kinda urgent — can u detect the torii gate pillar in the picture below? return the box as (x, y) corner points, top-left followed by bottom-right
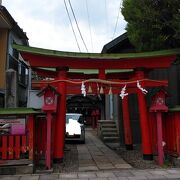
(136, 69), (153, 160)
(122, 96), (133, 150)
(53, 67), (68, 161)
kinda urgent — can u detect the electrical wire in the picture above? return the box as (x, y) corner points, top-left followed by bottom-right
(64, 0), (81, 52)
(85, 0), (93, 52)
(68, 0), (89, 52)
(112, 0), (122, 39)
(104, 0), (109, 38)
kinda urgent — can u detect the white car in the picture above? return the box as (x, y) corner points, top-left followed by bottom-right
(65, 113), (85, 143)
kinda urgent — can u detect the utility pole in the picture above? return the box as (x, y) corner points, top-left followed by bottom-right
(0, 0), (2, 5)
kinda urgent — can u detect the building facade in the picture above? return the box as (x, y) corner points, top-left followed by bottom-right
(0, 5), (29, 107)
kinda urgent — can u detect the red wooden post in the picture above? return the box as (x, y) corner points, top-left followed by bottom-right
(122, 96), (133, 150)
(95, 109), (100, 128)
(54, 67), (68, 160)
(95, 110), (99, 128)
(98, 68), (106, 80)
(8, 136), (14, 159)
(38, 85), (59, 167)
(46, 112), (52, 169)
(136, 70), (153, 160)
(175, 112), (180, 155)
(156, 112), (164, 165)
(2, 136), (7, 160)
(15, 136), (20, 159)
(150, 89), (168, 165)
(91, 110), (96, 129)
(27, 115), (34, 160)
(92, 116), (95, 129)
(137, 88), (153, 160)
(21, 135), (27, 153)
(98, 68), (105, 122)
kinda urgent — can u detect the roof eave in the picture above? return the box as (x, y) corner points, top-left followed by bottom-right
(101, 32), (128, 53)
(0, 5), (28, 41)
(13, 44), (180, 60)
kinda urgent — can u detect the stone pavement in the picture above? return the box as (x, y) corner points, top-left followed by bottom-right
(0, 168), (180, 179)
(1, 128), (180, 179)
(77, 129), (132, 171)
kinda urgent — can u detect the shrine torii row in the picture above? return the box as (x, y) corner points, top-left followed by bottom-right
(13, 44), (179, 162)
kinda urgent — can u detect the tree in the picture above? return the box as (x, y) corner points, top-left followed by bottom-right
(121, 0), (180, 51)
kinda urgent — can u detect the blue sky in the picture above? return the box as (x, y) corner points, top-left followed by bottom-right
(3, 0), (126, 52)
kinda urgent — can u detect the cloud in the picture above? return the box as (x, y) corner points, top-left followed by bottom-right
(3, 0), (126, 52)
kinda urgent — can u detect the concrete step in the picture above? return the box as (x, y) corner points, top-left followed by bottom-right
(101, 128), (118, 132)
(103, 136), (120, 142)
(105, 142), (120, 150)
(102, 132), (119, 137)
(98, 120), (119, 143)
(98, 120), (116, 124)
(101, 124), (116, 128)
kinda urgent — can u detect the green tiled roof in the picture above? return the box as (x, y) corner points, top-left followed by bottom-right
(169, 106), (180, 112)
(37, 68), (133, 74)
(13, 44), (180, 59)
(0, 108), (43, 115)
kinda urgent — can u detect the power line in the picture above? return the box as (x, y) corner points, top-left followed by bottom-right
(104, 0), (109, 38)
(64, 0), (81, 52)
(85, 0), (93, 52)
(112, 0), (122, 39)
(68, 0), (89, 52)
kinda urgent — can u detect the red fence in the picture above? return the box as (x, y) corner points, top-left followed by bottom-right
(34, 116), (55, 162)
(0, 135), (27, 160)
(149, 111), (180, 156)
(34, 117), (47, 161)
(0, 115), (34, 164)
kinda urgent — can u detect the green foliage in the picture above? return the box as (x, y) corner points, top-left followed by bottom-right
(121, 0), (180, 51)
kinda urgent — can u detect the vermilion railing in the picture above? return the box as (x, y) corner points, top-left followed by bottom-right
(0, 135), (27, 160)
(149, 111), (180, 156)
(0, 115), (34, 163)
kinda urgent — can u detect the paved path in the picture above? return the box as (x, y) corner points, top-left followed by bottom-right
(77, 129), (132, 171)
(1, 129), (180, 179)
(0, 168), (180, 179)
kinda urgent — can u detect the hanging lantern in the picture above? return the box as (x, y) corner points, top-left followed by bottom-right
(37, 84), (60, 112)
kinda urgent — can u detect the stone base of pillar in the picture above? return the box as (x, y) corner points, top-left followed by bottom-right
(53, 158), (63, 163)
(143, 154), (153, 161)
(125, 144), (133, 150)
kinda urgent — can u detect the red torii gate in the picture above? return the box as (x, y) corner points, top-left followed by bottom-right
(13, 44), (179, 161)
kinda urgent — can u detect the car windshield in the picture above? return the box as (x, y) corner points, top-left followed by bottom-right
(66, 114), (82, 124)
